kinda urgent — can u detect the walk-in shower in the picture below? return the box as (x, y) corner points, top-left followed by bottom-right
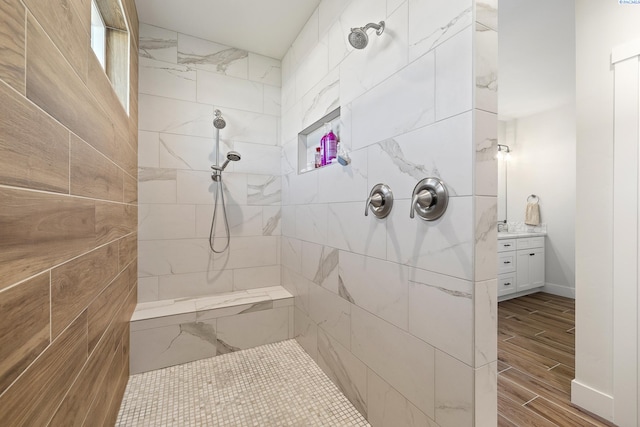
(209, 109), (241, 253)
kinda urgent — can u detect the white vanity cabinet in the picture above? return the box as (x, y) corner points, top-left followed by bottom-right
(497, 235), (545, 299)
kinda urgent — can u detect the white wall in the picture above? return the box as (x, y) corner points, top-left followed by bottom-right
(500, 104), (576, 297)
(280, 0), (498, 425)
(136, 24), (283, 301)
(574, 0), (640, 422)
(498, 0), (575, 120)
(497, 0), (576, 298)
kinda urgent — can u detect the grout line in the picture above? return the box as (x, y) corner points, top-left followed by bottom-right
(499, 392), (540, 417)
(1, 232), (136, 295)
(522, 396), (538, 406)
(0, 183), (137, 206)
(137, 90), (279, 119)
(0, 298), (91, 401)
(534, 330), (547, 336)
(71, 129), (131, 179)
(502, 366), (568, 401)
(0, 269), (50, 296)
(547, 363), (561, 371)
(498, 365), (512, 374)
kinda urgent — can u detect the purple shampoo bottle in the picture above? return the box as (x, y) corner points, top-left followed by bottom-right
(320, 123), (329, 166)
(325, 123), (337, 162)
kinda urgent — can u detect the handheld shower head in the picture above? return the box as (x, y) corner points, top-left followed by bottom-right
(226, 151), (241, 162)
(212, 151), (242, 172)
(213, 109), (226, 129)
(220, 151), (241, 170)
(348, 21), (385, 49)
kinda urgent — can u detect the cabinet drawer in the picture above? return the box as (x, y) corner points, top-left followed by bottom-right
(516, 236), (545, 250)
(498, 239), (516, 252)
(498, 274), (516, 297)
(498, 253), (516, 274)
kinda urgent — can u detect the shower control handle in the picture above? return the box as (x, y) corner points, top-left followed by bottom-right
(409, 190), (434, 219)
(365, 184), (393, 218)
(409, 178), (449, 221)
(364, 193), (383, 216)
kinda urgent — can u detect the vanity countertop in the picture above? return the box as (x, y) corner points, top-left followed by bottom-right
(498, 231), (547, 240)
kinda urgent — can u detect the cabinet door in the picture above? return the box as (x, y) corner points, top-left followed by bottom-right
(528, 248), (545, 288)
(516, 251), (531, 290)
(518, 248), (544, 292)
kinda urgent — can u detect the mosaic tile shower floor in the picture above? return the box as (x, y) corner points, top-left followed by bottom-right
(116, 339), (370, 426)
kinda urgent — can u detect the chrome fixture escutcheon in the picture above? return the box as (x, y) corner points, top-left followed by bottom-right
(409, 178), (448, 221)
(365, 184), (393, 218)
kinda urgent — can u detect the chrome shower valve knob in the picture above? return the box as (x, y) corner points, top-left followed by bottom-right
(409, 178), (448, 221)
(410, 190), (434, 219)
(365, 184), (393, 218)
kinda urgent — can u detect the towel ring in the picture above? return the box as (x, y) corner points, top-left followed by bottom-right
(527, 194), (539, 203)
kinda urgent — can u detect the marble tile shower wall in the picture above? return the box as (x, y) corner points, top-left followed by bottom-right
(473, 1), (499, 426)
(136, 24), (283, 302)
(281, 0), (498, 426)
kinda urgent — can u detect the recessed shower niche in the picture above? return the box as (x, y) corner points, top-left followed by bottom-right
(297, 107), (341, 174)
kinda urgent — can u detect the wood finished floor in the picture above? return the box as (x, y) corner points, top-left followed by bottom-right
(497, 292), (616, 427)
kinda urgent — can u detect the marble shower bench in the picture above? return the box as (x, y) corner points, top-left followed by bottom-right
(130, 286), (294, 374)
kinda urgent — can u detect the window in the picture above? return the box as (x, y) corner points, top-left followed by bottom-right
(90, 0), (106, 69)
(89, 0), (130, 113)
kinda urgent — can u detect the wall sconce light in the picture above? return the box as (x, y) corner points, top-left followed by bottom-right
(497, 144), (511, 161)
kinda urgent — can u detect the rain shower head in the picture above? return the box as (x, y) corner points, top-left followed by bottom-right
(213, 109), (226, 129)
(348, 29), (369, 50)
(348, 21), (385, 49)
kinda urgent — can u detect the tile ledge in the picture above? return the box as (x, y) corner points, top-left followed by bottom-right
(131, 286), (293, 322)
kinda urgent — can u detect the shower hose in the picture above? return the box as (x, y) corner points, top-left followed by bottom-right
(209, 176), (231, 253)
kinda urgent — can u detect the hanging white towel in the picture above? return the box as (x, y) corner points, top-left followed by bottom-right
(525, 202), (540, 226)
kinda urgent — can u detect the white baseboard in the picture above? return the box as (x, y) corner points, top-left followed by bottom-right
(571, 379), (614, 422)
(543, 282), (575, 299)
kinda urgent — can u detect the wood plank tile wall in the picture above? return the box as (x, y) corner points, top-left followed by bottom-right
(0, 0), (139, 425)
